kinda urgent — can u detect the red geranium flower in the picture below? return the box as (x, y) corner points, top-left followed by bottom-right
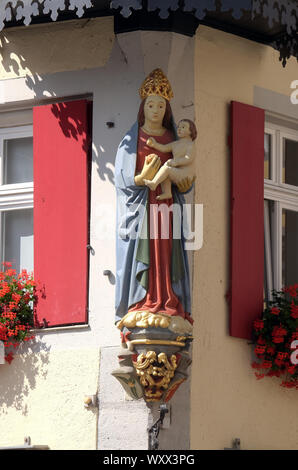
(270, 307), (280, 316)
(271, 326), (287, 343)
(284, 285), (298, 297)
(261, 360), (272, 369)
(253, 320), (264, 331)
(290, 301), (298, 319)
(0, 261), (36, 366)
(5, 352), (14, 364)
(254, 345), (266, 355)
(266, 345), (275, 355)
(257, 336), (266, 345)
(252, 285), (298, 388)
(287, 365), (296, 375)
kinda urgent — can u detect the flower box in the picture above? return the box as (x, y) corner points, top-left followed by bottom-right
(252, 284), (298, 388)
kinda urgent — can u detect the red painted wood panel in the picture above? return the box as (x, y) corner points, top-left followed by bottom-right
(33, 100), (91, 326)
(229, 101), (265, 339)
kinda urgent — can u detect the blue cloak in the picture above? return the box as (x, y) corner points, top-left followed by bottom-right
(114, 122), (192, 324)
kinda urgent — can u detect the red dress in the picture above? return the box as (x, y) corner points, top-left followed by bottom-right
(128, 127), (187, 319)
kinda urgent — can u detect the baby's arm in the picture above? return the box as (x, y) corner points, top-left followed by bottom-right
(147, 137), (173, 153)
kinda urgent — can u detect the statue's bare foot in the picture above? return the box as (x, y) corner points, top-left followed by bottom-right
(156, 192), (172, 201)
(144, 179), (157, 191)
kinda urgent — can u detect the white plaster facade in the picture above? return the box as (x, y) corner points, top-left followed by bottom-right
(0, 15), (298, 451)
(0, 19), (195, 450)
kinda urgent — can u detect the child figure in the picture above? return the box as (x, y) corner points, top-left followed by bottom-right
(144, 119), (197, 200)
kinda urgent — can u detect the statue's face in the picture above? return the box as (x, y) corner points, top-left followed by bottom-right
(177, 120), (191, 139)
(144, 95), (167, 124)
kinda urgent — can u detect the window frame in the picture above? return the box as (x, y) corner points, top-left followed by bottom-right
(0, 124), (34, 270)
(264, 119), (298, 294)
(0, 99), (91, 330)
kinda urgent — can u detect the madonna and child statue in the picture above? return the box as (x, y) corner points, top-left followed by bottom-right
(112, 69), (196, 403)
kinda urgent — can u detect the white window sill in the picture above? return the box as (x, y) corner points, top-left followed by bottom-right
(32, 323), (90, 334)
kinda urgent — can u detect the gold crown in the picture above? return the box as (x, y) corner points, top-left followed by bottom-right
(139, 68), (174, 101)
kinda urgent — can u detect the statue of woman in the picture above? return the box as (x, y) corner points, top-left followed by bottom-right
(115, 69), (193, 331)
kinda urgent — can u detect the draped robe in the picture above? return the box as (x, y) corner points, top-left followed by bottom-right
(115, 122), (192, 325)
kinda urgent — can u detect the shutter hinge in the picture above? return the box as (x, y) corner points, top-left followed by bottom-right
(225, 289), (232, 305)
(87, 245), (95, 255)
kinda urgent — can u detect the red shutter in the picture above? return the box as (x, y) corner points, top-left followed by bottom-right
(229, 101), (265, 339)
(33, 99), (91, 327)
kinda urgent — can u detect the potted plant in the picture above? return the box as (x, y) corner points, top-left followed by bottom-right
(252, 284), (298, 388)
(0, 262), (36, 364)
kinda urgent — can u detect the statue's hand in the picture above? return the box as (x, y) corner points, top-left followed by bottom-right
(142, 154), (161, 180)
(176, 176), (195, 193)
(146, 137), (156, 148)
(135, 154), (161, 186)
(166, 159), (176, 168)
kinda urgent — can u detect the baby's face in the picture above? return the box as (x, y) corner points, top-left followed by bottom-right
(177, 121), (191, 138)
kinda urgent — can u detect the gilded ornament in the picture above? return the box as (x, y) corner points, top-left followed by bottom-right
(133, 351), (178, 402)
(116, 310), (193, 335)
(130, 339), (186, 347)
(139, 68), (174, 102)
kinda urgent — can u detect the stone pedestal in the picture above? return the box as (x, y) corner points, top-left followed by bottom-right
(112, 311), (193, 403)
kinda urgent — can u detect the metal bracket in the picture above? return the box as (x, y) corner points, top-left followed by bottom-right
(148, 404), (169, 450)
(106, 121), (115, 128)
(224, 438), (241, 450)
(103, 269), (115, 285)
(87, 245), (95, 255)
(84, 394), (98, 408)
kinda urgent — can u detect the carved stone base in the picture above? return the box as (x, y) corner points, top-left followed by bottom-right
(112, 313), (193, 403)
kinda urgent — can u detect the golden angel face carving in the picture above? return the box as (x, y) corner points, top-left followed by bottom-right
(133, 351), (178, 402)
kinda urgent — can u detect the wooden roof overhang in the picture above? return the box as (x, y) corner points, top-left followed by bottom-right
(0, 1), (297, 66)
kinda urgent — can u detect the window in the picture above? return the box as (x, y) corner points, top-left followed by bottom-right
(264, 121), (298, 301)
(229, 102), (297, 339)
(0, 125), (33, 273)
(0, 99), (92, 328)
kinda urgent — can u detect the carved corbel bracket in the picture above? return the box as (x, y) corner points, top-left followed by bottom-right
(112, 311), (193, 403)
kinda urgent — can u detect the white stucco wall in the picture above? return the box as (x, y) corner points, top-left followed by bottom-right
(0, 20), (196, 450)
(191, 25), (298, 451)
(0, 18), (114, 79)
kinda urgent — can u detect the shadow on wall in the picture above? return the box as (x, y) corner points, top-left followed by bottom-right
(51, 101), (91, 155)
(0, 36), (92, 157)
(0, 338), (50, 416)
(0, 38), (27, 76)
(0, 25), (121, 187)
(27, 73), (114, 186)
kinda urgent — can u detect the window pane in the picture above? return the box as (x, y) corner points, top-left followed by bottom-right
(264, 200), (273, 303)
(264, 133), (271, 179)
(2, 209), (33, 273)
(282, 138), (298, 187)
(282, 208), (298, 287)
(3, 137), (33, 184)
